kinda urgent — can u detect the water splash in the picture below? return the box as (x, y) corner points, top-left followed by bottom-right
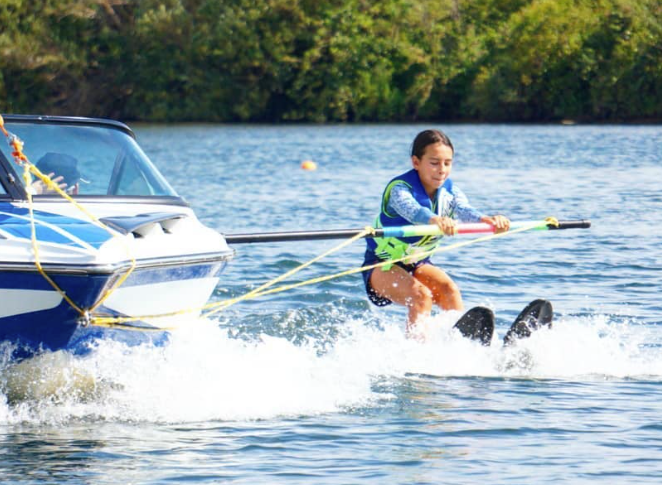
(1, 311), (661, 425)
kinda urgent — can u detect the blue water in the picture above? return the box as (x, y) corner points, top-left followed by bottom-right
(2, 124), (662, 483)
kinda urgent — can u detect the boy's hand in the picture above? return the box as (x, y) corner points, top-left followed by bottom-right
(429, 215), (457, 236)
(481, 215), (510, 234)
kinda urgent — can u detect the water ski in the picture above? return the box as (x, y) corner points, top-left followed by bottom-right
(503, 299), (553, 346)
(453, 306), (495, 346)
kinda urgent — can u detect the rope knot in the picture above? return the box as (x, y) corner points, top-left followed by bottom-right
(78, 311), (92, 327)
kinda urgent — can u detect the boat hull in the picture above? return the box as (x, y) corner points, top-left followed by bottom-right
(0, 257), (230, 359)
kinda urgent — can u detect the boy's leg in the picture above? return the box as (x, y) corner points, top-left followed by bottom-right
(369, 265), (433, 329)
(413, 264), (463, 311)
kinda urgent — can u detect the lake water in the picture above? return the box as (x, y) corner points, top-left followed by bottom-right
(2, 123), (662, 483)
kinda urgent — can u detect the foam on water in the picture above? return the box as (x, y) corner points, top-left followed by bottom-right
(1, 311), (661, 425)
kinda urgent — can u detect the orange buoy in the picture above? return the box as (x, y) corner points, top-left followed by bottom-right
(301, 160), (317, 171)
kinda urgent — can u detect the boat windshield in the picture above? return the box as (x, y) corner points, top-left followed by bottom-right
(0, 121), (178, 197)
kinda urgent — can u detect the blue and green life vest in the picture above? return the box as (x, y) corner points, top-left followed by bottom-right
(367, 169), (453, 269)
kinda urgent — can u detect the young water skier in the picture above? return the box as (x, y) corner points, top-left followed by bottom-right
(363, 129), (510, 333)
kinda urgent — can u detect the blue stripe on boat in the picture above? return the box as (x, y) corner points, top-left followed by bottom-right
(0, 203), (112, 249)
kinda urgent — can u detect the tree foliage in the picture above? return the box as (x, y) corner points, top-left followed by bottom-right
(1, 0), (660, 121)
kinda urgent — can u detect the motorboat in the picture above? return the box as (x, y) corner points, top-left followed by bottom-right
(0, 114), (234, 358)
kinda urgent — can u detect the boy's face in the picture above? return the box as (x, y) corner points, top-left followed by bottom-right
(412, 142), (453, 197)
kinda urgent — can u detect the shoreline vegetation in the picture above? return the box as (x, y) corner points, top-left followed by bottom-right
(1, 0), (660, 123)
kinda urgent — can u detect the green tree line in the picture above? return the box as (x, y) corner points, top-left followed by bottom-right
(1, 0), (660, 122)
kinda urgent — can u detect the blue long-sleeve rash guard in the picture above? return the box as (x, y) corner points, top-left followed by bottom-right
(386, 182), (484, 225)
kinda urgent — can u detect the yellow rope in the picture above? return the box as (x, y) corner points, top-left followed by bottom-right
(22, 163), (139, 317)
(23, 168), (85, 315)
(201, 226), (374, 317)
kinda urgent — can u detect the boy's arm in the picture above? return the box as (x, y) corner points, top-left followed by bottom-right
(449, 185), (484, 223)
(387, 183), (435, 224)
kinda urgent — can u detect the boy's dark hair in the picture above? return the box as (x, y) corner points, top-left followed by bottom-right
(411, 130), (454, 158)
